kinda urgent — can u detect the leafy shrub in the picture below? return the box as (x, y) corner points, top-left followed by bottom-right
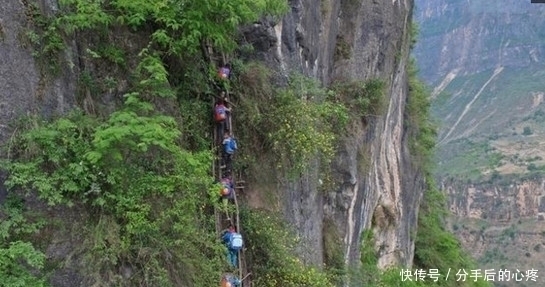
(265, 80), (348, 173)
(236, 64), (349, 175)
(0, 195), (47, 286)
(240, 208), (334, 287)
(331, 78), (386, 120)
(4, 94), (225, 286)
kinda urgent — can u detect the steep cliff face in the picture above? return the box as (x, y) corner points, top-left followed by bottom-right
(445, 179), (545, 222)
(415, 1), (545, 283)
(0, 0), (76, 141)
(243, 0), (419, 269)
(0, 0), (78, 207)
(1, 0), (419, 279)
(414, 0), (545, 85)
(443, 178), (545, 284)
(330, 0), (420, 268)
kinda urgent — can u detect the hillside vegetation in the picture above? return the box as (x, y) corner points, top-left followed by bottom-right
(0, 0), (487, 286)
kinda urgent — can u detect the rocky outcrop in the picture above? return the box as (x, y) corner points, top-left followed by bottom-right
(244, 0), (420, 269)
(445, 179), (545, 222)
(0, 0), (76, 141)
(414, 0), (545, 85)
(443, 178), (545, 284)
(0, 0), (77, 211)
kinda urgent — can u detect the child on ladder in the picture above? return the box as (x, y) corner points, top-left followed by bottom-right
(221, 225), (243, 269)
(221, 130), (237, 172)
(214, 96), (231, 146)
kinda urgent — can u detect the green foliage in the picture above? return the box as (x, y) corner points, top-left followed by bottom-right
(236, 64), (349, 175)
(414, 181), (470, 271)
(240, 208), (334, 287)
(178, 97), (214, 151)
(4, 95), (225, 286)
(349, 229), (380, 286)
(31, 0), (287, 67)
(331, 78), (386, 119)
(0, 195), (47, 287)
(24, 0), (289, 108)
(135, 51), (175, 98)
(409, 21), (419, 49)
(0, 241), (47, 287)
(406, 59), (437, 165)
(406, 58), (491, 287)
(265, 75), (348, 173)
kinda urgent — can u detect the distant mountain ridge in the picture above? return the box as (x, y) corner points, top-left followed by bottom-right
(414, 0), (545, 178)
(415, 1), (545, 283)
(415, 0), (545, 85)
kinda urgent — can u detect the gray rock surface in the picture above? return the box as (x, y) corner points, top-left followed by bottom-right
(414, 0), (545, 85)
(245, 0), (420, 270)
(0, 0), (76, 144)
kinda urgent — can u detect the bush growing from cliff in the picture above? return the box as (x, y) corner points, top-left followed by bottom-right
(236, 63), (349, 175)
(0, 195), (47, 287)
(240, 207), (334, 287)
(26, 0), (288, 107)
(331, 78), (387, 120)
(33, 0), (287, 56)
(4, 94), (227, 286)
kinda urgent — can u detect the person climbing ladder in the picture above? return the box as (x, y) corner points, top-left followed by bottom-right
(221, 130), (237, 172)
(220, 174), (235, 205)
(217, 63), (232, 93)
(211, 61), (249, 285)
(221, 225), (243, 269)
(214, 96), (231, 145)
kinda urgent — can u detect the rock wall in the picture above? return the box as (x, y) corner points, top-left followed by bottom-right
(243, 0), (420, 269)
(0, 0), (77, 205)
(443, 178), (545, 284)
(414, 0), (545, 85)
(445, 179), (545, 222)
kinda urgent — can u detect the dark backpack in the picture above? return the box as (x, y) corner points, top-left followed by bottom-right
(229, 233), (243, 250)
(215, 105), (227, 122)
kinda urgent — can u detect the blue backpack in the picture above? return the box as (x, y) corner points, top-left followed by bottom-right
(224, 138), (237, 154)
(229, 233), (243, 250)
(229, 138), (237, 151)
